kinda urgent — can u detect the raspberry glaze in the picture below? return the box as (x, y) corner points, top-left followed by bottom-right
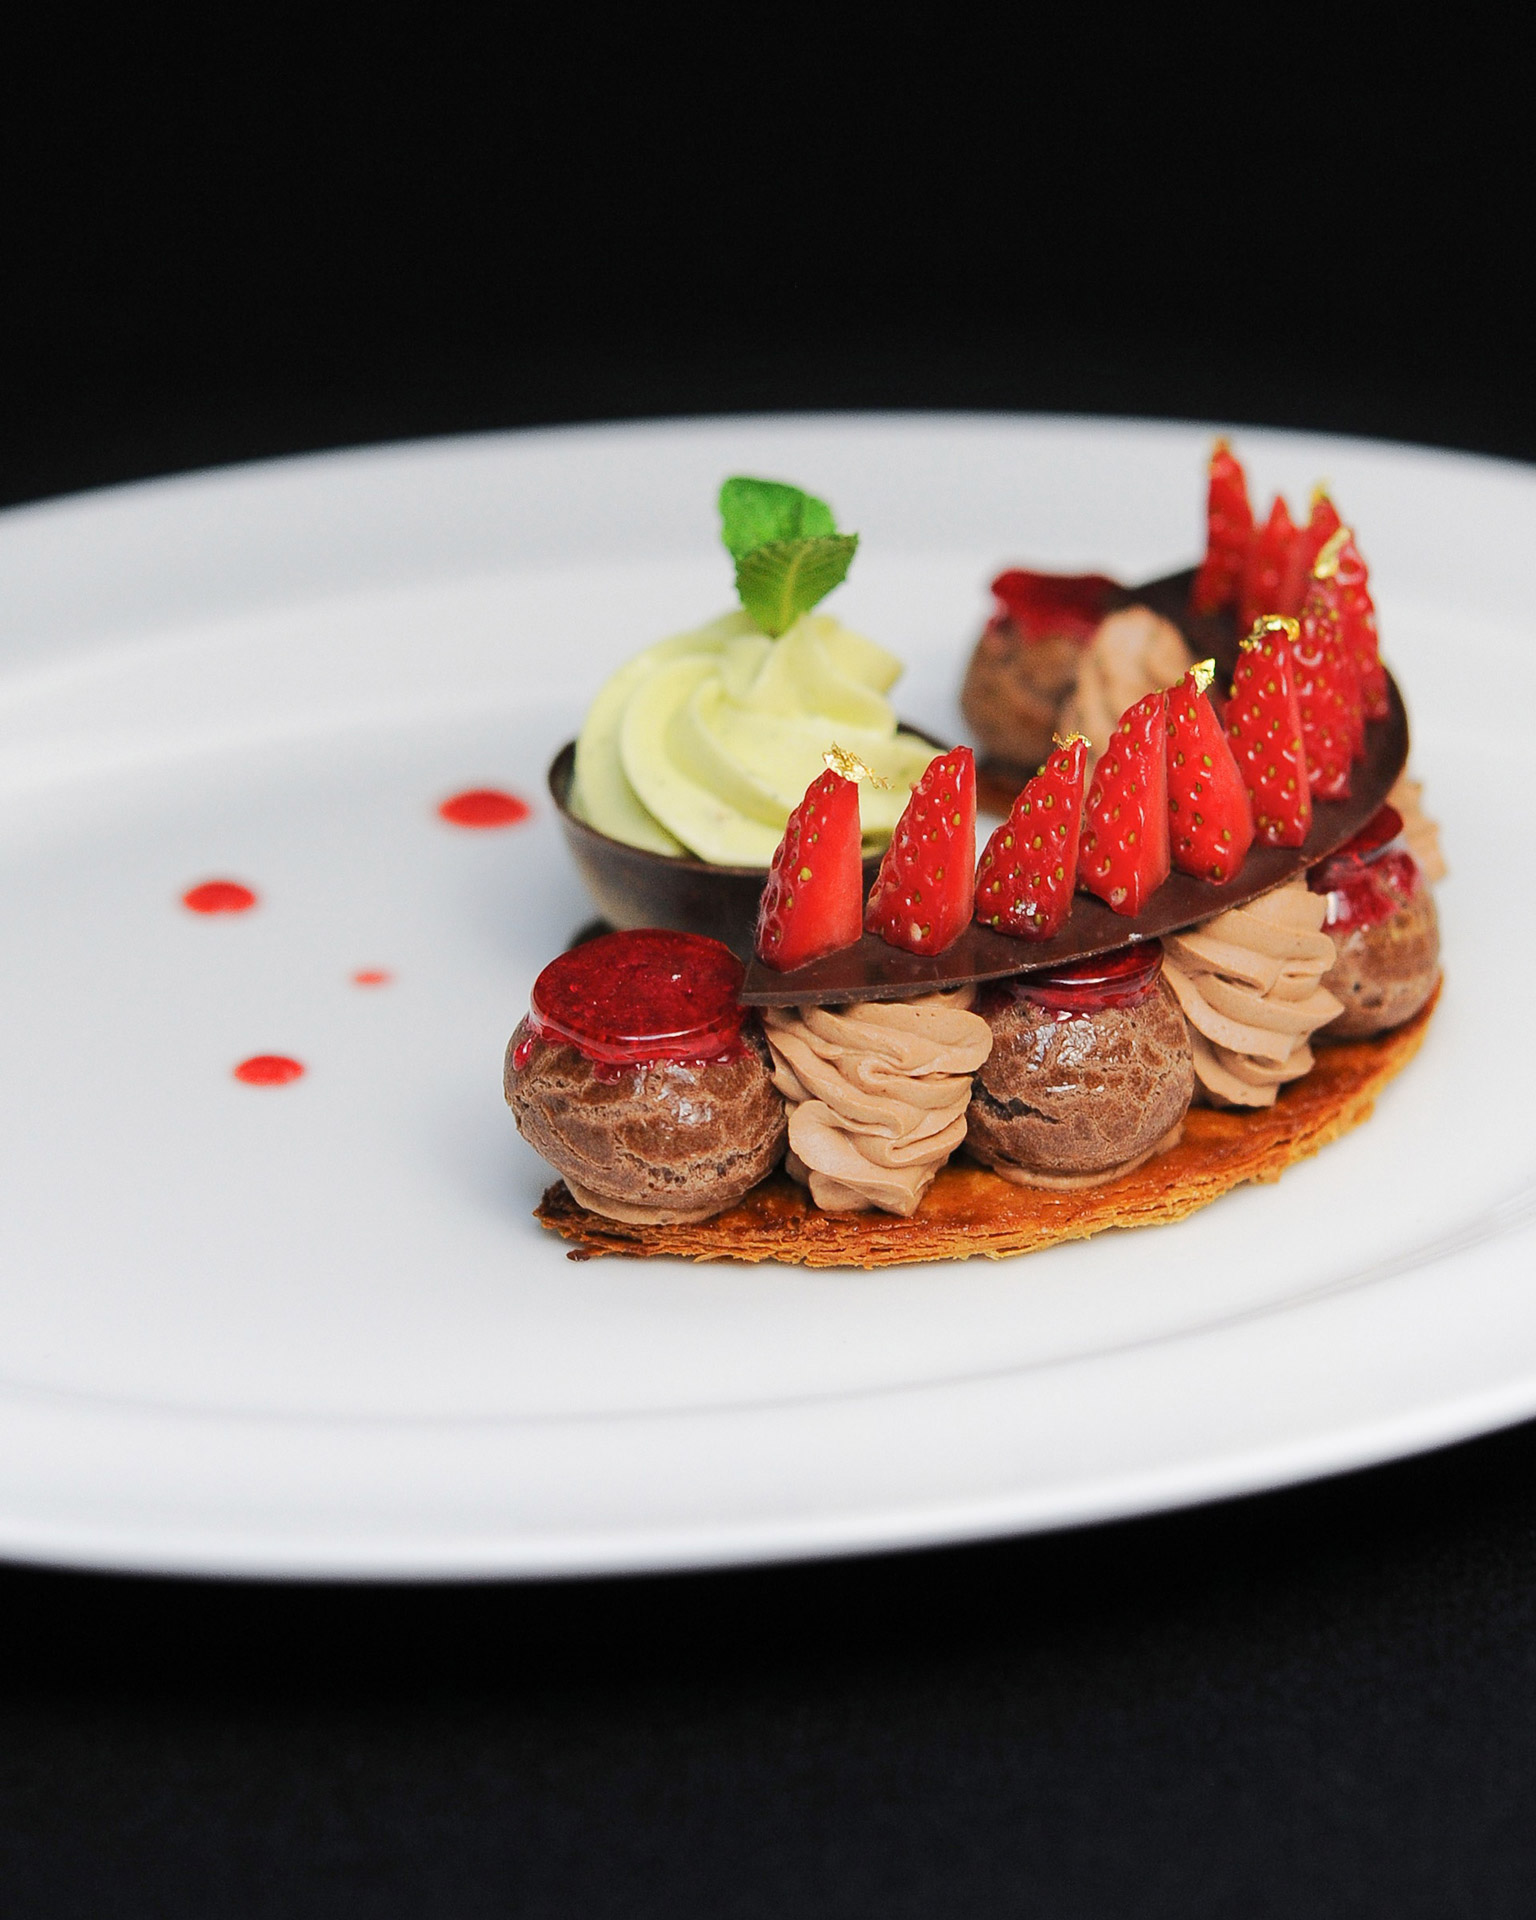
(993, 942), (1165, 1018)
(521, 929), (749, 1070)
(1308, 804), (1421, 931)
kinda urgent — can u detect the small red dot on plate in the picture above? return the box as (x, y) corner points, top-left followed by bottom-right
(352, 969), (393, 987)
(183, 880), (258, 914)
(233, 1054), (306, 1086)
(437, 788), (531, 829)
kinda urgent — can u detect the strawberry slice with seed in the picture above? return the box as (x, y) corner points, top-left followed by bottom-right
(1166, 661), (1254, 883)
(754, 768), (864, 970)
(1312, 526), (1389, 720)
(1293, 578), (1364, 797)
(1078, 693), (1171, 915)
(864, 747), (976, 956)
(1226, 617), (1313, 846)
(975, 735), (1086, 938)
(1192, 440), (1254, 616)
(1239, 494), (1299, 630)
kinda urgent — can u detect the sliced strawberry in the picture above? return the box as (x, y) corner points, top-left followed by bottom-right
(974, 735), (1086, 938)
(1238, 494), (1299, 630)
(1192, 440), (1254, 616)
(1313, 527), (1389, 720)
(1226, 617), (1313, 846)
(754, 769), (864, 971)
(1165, 661), (1254, 884)
(1078, 693), (1171, 915)
(990, 570), (1118, 644)
(1293, 581), (1364, 798)
(1279, 487), (1344, 614)
(864, 748), (976, 956)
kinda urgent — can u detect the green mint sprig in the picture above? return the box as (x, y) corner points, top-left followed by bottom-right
(718, 476), (859, 637)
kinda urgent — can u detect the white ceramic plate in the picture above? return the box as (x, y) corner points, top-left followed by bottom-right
(0, 415), (1528, 1579)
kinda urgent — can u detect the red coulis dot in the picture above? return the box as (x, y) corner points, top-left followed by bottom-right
(352, 969), (393, 987)
(233, 1055), (306, 1086)
(438, 789), (531, 829)
(183, 880), (258, 914)
(525, 929), (747, 1068)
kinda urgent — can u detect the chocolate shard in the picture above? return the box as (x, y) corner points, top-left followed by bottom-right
(740, 568), (1409, 1008)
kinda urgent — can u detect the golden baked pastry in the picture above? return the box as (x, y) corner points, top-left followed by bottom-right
(535, 985), (1437, 1267)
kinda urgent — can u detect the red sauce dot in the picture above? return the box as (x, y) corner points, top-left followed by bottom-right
(183, 880), (258, 914)
(352, 969), (393, 987)
(438, 789), (531, 829)
(233, 1054), (306, 1086)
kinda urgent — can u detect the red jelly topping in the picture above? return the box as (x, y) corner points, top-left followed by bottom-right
(526, 929), (747, 1068)
(438, 788), (531, 829)
(233, 1054), (306, 1085)
(1308, 804), (1420, 930)
(990, 570), (1119, 645)
(1008, 942), (1164, 1015)
(183, 880), (258, 914)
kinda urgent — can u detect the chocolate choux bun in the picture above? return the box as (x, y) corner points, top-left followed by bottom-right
(1320, 885), (1440, 1038)
(966, 945), (1194, 1190)
(505, 930), (786, 1224)
(1311, 808), (1442, 1040)
(960, 571), (1117, 776)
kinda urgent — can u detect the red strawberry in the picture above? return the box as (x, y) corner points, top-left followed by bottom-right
(1238, 495), (1299, 630)
(864, 748), (976, 955)
(974, 735), (1086, 938)
(754, 769), (864, 970)
(1165, 661), (1254, 883)
(1078, 693), (1171, 915)
(1192, 440), (1254, 616)
(1226, 617), (1313, 846)
(1313, 527), (1389, 720)
(1279, 487), (1344, 614)
(1293, 583), (1364, 798)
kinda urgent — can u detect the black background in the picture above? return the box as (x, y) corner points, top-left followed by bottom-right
(4, 17), (1534, 1916)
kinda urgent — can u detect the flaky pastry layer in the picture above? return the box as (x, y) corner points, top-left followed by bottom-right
(534, 986), (1438, 1269)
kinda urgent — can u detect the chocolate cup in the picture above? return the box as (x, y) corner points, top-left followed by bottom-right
(547, 743), (887, 960)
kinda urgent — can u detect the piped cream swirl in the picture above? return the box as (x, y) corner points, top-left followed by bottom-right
(763, 991), (992, 1216)
(1162, 880), (1342, 1108)
(1058, 606), (1193, 762)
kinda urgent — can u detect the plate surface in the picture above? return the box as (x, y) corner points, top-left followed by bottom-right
(0, 414), (1527, 1579)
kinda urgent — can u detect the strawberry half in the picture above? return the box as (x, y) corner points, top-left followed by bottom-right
(754, 768), (864, 970)
(1279, 487), (1344, 615)
(1226, 617), (1313, 846)
(1313, 527), (1389, 720)
(1239, 494), (1299, 631)
(1192, 440), (1254, 616)
(1165, 661), (1254, 884)
(864, 747), (976, 956)
(1078, 693), (1171, 915)
(1293, 583), (1364, 799)
(974, 735), (1086, 938)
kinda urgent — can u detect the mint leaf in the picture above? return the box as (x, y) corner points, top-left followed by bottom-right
(719, 476), (837, 560)
(735, 534), (859, 637)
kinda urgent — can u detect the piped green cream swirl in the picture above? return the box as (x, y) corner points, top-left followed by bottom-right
(569, 609), (934, 866)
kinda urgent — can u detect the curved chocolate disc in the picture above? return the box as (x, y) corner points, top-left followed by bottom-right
(740, 569), (1409, 1008)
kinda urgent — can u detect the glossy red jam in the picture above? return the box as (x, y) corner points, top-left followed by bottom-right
(990, 569), (1119, 644)
(1308, 804), (1420, 931)
(1004, 942), (1164, 1016)
(525, 929), (748, 1069)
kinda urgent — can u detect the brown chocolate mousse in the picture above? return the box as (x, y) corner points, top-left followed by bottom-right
(965, 948), (1195, 1188)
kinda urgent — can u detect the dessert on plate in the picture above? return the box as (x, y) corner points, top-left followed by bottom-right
(515, 442), (1445, 1267)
